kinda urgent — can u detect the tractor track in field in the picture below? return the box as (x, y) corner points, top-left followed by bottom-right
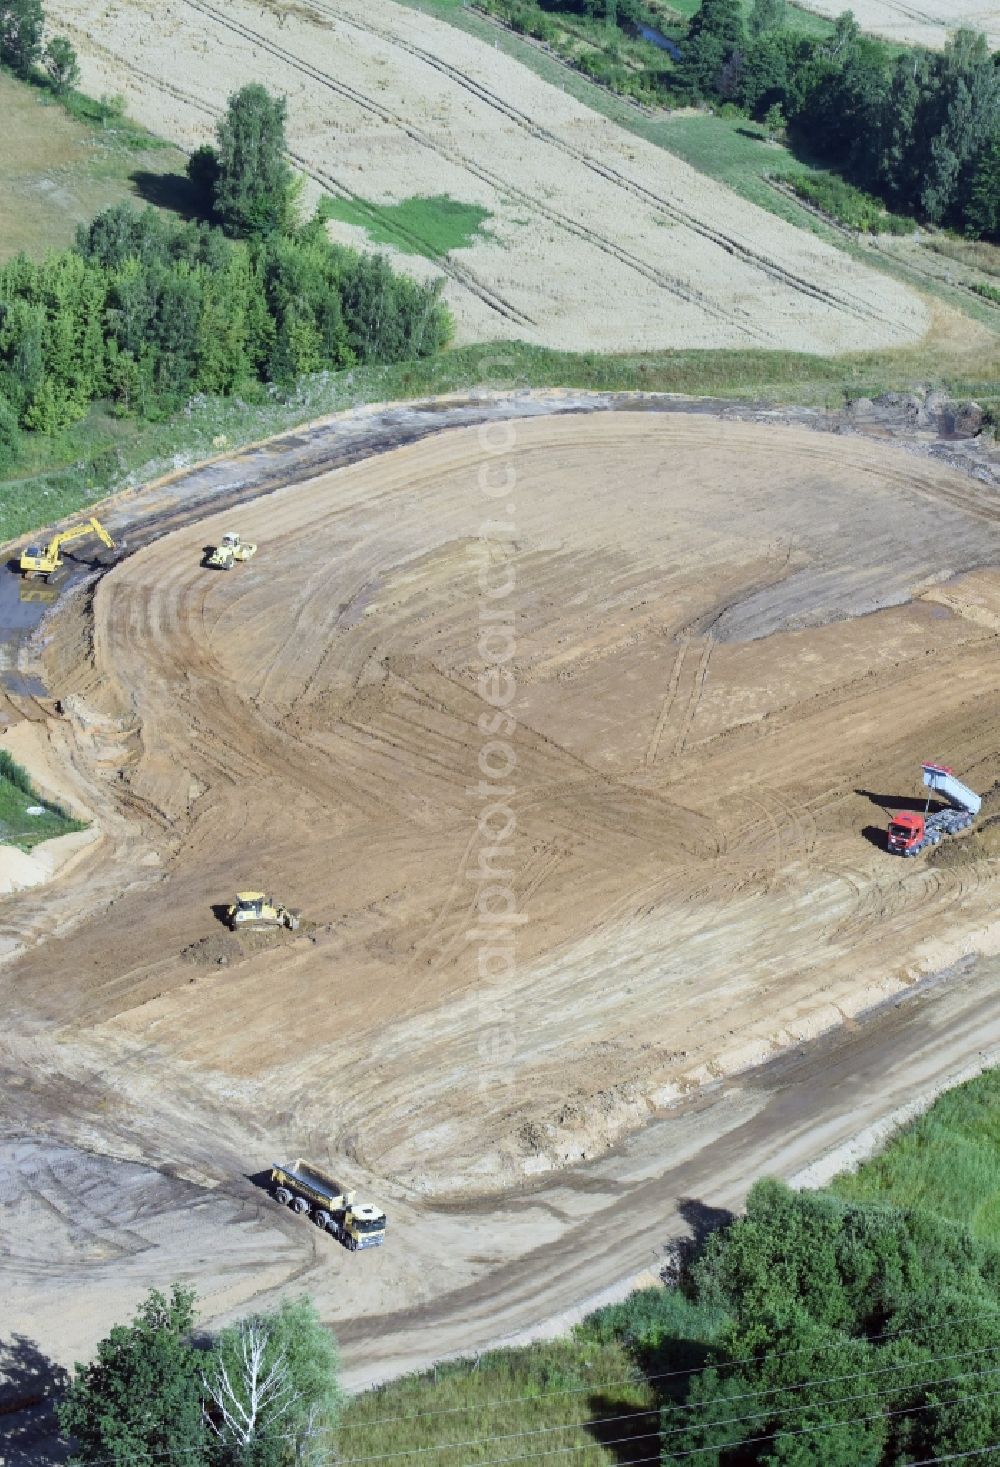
(301, 0), (888, 326)
(177, 0), (758, 332)
(56, 25), (533, 330)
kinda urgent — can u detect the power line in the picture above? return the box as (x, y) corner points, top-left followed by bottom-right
(905, 1446), (1000, 1465)
(464, 1380), (1000, 1466)
(334, 1353), (1000, 1466)
(66, 1324), (1000, 1467)
(339, 1306), (1000, 1431)
(514, 1446), (1000, 1467)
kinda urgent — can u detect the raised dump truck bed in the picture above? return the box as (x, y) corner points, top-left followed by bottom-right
(269, 1159), (386, 1250)
(887, 762), (980, 857)
(921, 762), (982, 816)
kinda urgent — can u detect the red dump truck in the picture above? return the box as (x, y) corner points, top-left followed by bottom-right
(887, 762), (981, 858)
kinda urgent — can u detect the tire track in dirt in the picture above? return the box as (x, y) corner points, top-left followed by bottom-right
(672, 635), (714, 758)
(13, 409), (1000, 1206)
(642, 637), (690, 771)
(304, 0), (887, 325)
(179, 0), (752, 331)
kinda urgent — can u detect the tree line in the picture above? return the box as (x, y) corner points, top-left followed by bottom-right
(481, 0), (1000, 239)
(584, 1177), (1000, 1465)
(681, 0), (1000, 238)
(58, 1287), (340, 1467)
(0, 83), (452, 465)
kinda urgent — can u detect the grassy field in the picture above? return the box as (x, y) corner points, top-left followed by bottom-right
(833, 1068), (1000, 1243)
(0, 750), (87, 851)
(335, 1334), (657, 1467)
(0, 72), (186, 265)
(321, 193), (492, 258)
(651, 112), (825, 226)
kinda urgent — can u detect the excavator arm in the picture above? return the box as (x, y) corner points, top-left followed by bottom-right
(48, 517), (115, 558)
(20, 516), (116, 577)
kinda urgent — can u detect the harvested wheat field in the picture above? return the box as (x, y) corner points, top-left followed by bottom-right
(44, 0), (927, 353)
(799, 0), (1000, 51)
(7, 411), (1000, 1207)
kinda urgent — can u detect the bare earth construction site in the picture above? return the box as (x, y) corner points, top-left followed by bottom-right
(6, 407), (1000, 1356)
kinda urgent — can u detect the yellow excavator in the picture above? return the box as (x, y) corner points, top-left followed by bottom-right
(226, 891), (301, 933)
(20, 516), (116, 580)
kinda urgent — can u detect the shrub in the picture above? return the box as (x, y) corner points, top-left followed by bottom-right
(787, 171), (913, 234)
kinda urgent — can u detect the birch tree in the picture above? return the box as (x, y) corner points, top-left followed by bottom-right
(203, 1299), (340, 1467)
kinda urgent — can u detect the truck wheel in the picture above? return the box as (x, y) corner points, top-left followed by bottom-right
(291, 1197), (309, 1215)
(314, 1210), (331, 1231)
(274, 1187), (292, 1206)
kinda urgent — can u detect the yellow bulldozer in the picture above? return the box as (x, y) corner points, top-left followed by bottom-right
(227, 891), (300, 933)
(20, 517), (116, 580)
(207, 532), (257, 570)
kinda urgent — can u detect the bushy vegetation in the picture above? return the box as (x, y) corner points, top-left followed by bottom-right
(679, 0), (1000, 239)
(657, 1178), (1000, 1463)
(0, 202), (449, 435)
(0, 78), (451, 445)
(474, 0), (681, 106)
(785, 170), (912, 234)
(59, 1287), (340, 1467)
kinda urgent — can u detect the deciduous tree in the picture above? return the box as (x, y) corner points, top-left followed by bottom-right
(0, 0), (44, 77)
(43, 34), (78, 94)
(204, 1298), (340, 1467)
(57, 1286), (205, 1467)
(214, 84), (295, 239)
(679, 0), (745, 97)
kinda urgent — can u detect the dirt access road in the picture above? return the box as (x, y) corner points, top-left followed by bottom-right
(45, 0), (927, 354)
(5, 397), (1000, 1382)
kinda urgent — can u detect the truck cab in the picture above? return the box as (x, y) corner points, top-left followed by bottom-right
(887, 812), (924, 854)
(344, 1202), (388, 1250)
(230, 891), (268, 925)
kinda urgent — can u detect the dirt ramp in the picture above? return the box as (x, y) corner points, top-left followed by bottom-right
(12, 412), (1000, 1192)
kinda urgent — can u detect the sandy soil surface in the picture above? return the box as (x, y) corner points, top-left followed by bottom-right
(798, 0), (1000, 50)
(8, 410), (1000, 1198)
(4, 401), (1000, 1393)
(43, 0), (927, 354)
